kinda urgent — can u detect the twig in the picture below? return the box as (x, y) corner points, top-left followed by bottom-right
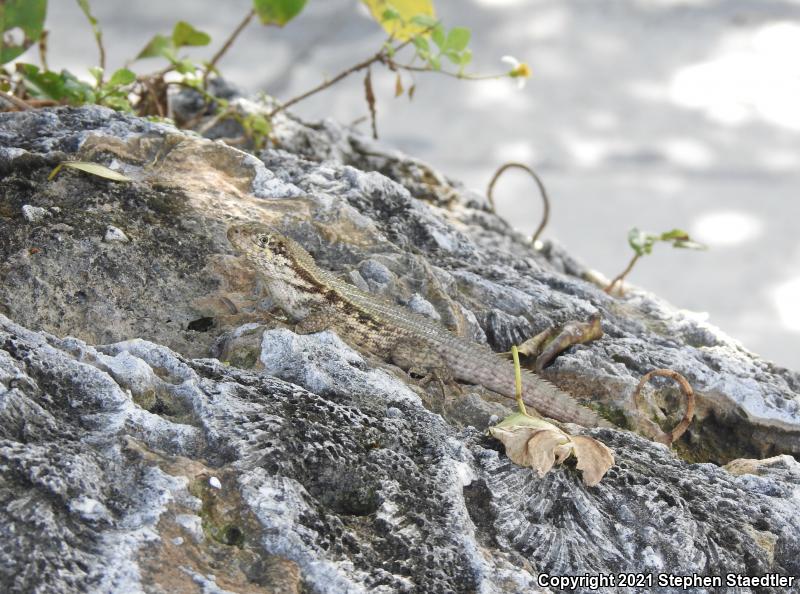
(269, 34), (422, 118)
(38, 30), (49, 71)
(604, 253), (640, 295)
(511, 345), (527, 415)
(0, 90), (32, 111)
(204, 9), (255, 87)
(77, 0), (106, 84)
(632, 369), (696, 445)
(486, 162), (551, 243)
(268, 51), (386, 118)
(389, 62), (500, 81)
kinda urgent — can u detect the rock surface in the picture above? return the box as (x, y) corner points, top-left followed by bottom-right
(1, 106), (799, 592)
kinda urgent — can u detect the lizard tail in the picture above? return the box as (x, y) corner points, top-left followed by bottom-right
(521, 372), (614, 428)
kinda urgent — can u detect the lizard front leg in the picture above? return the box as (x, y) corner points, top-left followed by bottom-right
(293, 306), (337, 335)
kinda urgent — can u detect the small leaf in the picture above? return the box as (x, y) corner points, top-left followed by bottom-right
(49, 161), (132, 182)
(672, 238), (707, 250)
(627, 227), (655, 256)
(253, 0), (307, 26)
(88, 66), (104, 84)
(381, 8), (400, 21)
(364, 68), (378, 140)
(444, 26), (470, 51)
(136, 34), (173, 60)
(431, 25), (445, 49)
(412, 36), (429, 53)
(107, 68), (136, 86)
(174, 58), (198, 74)
(172, 21), (211, 47)
(363, 1), (436, 40)
(407, 83), (416, 100)
(443, 49), (463, 65)
(409, 14), (437, 28)
(659, 228), (690, 242)
(394, 73), (403, 97)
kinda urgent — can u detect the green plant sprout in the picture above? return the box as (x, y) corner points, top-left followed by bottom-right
(604, 228), (707, 295)
(1, 0), (530, 148)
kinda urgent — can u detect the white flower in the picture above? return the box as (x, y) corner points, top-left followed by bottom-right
(501, 55), (532, 89)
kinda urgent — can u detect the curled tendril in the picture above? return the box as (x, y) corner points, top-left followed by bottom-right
(486, 162), (550, 244)
(633, 369), (696, 445)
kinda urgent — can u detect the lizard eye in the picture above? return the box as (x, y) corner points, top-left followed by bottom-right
(258, 235), (270, 248)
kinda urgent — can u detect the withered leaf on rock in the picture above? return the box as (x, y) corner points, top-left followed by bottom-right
(488, 412), (614, 487)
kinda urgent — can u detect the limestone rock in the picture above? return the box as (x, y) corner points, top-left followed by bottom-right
(1, 105), (799, 592)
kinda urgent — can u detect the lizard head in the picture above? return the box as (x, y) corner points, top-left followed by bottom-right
(227, 223), (293, 267)
(227, 222), (317, 281)
(227, 223), (321, 321)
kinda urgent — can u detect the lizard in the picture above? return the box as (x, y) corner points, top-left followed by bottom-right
(226, 223), (613, 429)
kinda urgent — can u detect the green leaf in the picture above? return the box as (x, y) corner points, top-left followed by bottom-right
(363, 1), (436, 40)
(172, 21), (210, 47)
(409, 14), (437, 28)
(412, 36), (429, 53)
(88, 66), (104, 84)
(458, 48), (472, 66)
(628, 228), (654, 256)
(107, 67), (135, 86)
(658, 229), (690, 242)
(0, 0), (47, 64)
(49, 161), (132, 182)
(253, 0), (307, 26)
(628, 227), (706, 256)
(443, 49), (463, 65)
(431, 25), (445, 49)
(381, 8), (400, 21)
(99, 93), (132, 111)
(444, 26), (470, 51)
(17, 64), (95, 104)
(174, 58), (197, 74)
(136, 34), (173, 60)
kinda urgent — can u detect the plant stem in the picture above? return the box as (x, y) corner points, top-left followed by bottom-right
(486, 162), (551, 243)
(511, 346), (528, 415)
(391, 63), (502, 81)
(268, 34), (422, 118)
(204, 9), (256, 87)
(268, 51), (386, 118)
(0, 90), (32, 111)
(605, 253), (640, 294)
(38, 30), (49, 71)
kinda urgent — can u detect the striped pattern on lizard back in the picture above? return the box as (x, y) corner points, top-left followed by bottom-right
(226, 223), (610, 428)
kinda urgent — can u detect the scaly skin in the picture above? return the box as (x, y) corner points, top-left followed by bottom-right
(227, 223), (612, 428)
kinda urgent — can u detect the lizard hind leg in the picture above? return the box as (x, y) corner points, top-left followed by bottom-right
(390, 338), (463, 398)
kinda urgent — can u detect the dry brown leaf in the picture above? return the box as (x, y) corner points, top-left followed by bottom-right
(569, 435), (615, 487)
(488, 413), (614, 486)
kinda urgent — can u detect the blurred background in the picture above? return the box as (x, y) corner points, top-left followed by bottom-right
(44, 0), (800, 370)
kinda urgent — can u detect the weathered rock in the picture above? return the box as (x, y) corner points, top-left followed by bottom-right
(1, 105), (799, 592)
(1, 315), (799, 593)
